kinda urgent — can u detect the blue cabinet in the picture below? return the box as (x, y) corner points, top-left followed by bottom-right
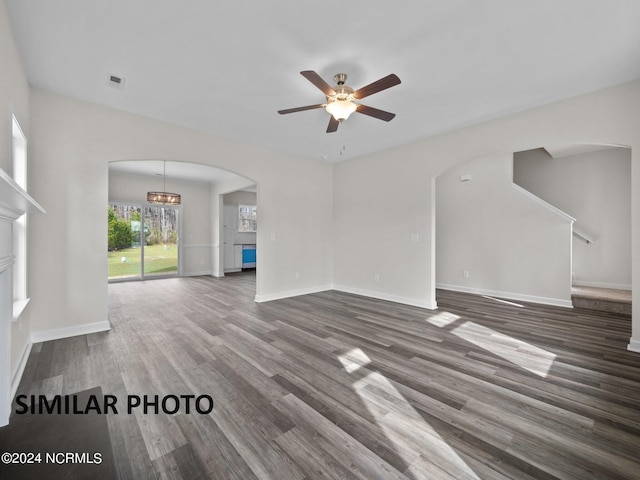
(242, 245), (256, 268)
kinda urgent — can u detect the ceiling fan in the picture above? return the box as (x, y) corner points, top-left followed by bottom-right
(278, 70), (401, 133)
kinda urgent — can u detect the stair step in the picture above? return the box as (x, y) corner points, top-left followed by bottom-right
(571, 286), (631, 315)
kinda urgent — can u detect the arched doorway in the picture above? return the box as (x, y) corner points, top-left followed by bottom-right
(434, 144), (631, 311)
(108, 160), (257, 285)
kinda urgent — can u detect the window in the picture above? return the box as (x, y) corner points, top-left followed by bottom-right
(12, 115), (28, 319)
(238, 204), (257, 232)
(108, 203), (180, 280)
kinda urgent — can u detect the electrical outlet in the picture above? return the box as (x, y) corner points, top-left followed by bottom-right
(295, 272), (301, 280)
(463, 270), (469, 278)
(374, 273), (380, 282)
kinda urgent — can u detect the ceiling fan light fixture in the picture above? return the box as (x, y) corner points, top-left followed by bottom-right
(278, 70), (400, 132)
(325, 99), (357, 121)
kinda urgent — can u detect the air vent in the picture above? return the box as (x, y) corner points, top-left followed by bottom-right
(107, 74), (126, 90)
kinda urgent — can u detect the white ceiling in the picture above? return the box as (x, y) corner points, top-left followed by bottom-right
(6, 1), (640, 163)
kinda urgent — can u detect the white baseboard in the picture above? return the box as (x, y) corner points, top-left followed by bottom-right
(255, 285), (333, 303)
(333, 285), (438, 310)
(183, 270), (213, 277)
(211, 271), (225, 278)
(254, 283), (438, 310)
(572, 280), (631, 291)
(437, 283), (573, 308)
(31, 321), (111, 343)
(11, 340), (32, 400)
(628, 338), (640, 353)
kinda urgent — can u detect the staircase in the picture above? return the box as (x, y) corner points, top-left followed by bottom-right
(571, 286), (632, 315)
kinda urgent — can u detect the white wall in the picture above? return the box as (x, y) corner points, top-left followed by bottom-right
(109, 171), (215, 276)
(436, 153), (573, 306)
(28, 88), (334, 338)
(514, 147), (631, 289)
(224, 190), (257, 206)
(0, 0), (34, 421)
(334, 80), (640, 350)
(333, 155), (434, 308)
(0, 0), (28, 175)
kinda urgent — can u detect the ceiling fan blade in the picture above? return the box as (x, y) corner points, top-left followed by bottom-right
(278, 104), (325, 115)
(355, 104), (396, 122)
(301, 71), (336, 96)
(354, 74), (401, 99)
(326, 116), (340, 133)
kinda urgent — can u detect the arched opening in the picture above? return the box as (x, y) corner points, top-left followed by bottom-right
(513, 144), (632, 314)
(108, 159), (257, 291)
(435, 143), (631, 314)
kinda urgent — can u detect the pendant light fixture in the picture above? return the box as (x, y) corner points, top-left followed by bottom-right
(147, 161), (181, 205)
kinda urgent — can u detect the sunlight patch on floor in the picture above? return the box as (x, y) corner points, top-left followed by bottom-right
(338, 348), (481, 479)
(339, 347), (373, 373)
(426, 311), (461, 327)
(450, 321), (556, 377)
(482, 295), (524, 307)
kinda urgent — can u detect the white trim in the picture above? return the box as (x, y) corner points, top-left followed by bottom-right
(333, 285), (438, 310)
(628, 338), (640, 354)
(511, 183), (575, 223)
(0, 204), (23, 223)
(0, 168), (45, 215)
(30, 321), (111, 343)
(11, 340), (32, 401)
(437, 283), (574, 308)
(211, 271), (225, 278)
(572, 229), (594, 244)
(12, 297), (30, 321)
(255, 285), (333, 303)
(0, 254), (14, 272)
(572, 280), (632, 291)
(255, 284), (440, 310)
(182, 270), (213, 277)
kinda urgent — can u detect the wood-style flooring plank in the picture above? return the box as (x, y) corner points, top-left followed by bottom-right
(7, 272), (640, 479)
(273, 393), (411, 480)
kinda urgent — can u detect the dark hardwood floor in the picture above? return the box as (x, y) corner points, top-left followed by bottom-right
(12, 272), (640, 479)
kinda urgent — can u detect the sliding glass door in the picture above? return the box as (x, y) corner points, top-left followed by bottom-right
(108, 204), (142, 280)
(108, 203), (180, 280)
(143, 206), (179, 277)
